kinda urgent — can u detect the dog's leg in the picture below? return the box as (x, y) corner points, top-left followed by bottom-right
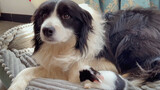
(8, 66), (47, 90)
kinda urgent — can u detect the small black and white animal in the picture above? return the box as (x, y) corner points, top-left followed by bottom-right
(9, 0), (160, 89)
(79, 67), (139, 90)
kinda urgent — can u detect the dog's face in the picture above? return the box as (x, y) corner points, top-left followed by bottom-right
(32, 0), (93, 53)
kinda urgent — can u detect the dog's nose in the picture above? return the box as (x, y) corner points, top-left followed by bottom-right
(42, 27), (55, 37)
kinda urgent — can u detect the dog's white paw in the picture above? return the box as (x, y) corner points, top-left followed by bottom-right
(8, 82), (27, 90)
(83, 83), (94, 89)
(84, 83), (92, 89)
(8, 77), (28, 90)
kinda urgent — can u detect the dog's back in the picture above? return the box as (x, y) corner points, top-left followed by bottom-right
(104, 8), (160, 85)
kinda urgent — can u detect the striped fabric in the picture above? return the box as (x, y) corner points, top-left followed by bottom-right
(0, 23), (36, 88)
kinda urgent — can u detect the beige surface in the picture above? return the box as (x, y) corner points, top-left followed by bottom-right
(31, 0), (85, 8)
(0, 21), (22, 35)
(0, 0), (35, 15)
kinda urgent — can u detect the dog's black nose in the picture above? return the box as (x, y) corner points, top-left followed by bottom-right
(42, 27), (55, 37)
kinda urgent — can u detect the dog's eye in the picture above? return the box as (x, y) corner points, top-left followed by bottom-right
(62, 14), (70, 19)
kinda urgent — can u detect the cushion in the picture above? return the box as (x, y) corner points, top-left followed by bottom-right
(0, 23), (36, 88)
(0, 23), (160, 90)
(26, 78), (99, 90)
(8, 24), (34, 50)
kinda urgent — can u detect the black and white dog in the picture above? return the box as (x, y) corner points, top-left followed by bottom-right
(9, 0), (160, 89)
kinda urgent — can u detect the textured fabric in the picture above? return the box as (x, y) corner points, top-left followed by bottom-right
(0, 24), (36, 88)
(26, 78), (100, 90)
(0, 24), (160, 89)
(85, 0), (160, 13)
(0, 23), (34, 50)
(0, 48), (36, 88)
(8, 24), (34, 50)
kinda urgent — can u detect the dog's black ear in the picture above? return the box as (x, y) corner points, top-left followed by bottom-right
(75, 10), (93, 54)
(31, 8), (44, 53)
(80, 10), (93, 28)
(31, 1), (56, 53)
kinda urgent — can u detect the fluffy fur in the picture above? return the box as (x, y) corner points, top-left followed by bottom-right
(9, 0), (160, 89)
(79, 68), (127, 90)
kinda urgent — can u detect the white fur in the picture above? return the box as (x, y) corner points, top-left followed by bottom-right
(79, 4), (106, 57)
(8, 2), (117, 90)
(34, 3), (108, 72)
(83, 71), (118, 89)
(99, 71), (118, 89)
(41, 0), (73, 44)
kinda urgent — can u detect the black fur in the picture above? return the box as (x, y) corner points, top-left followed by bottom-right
(79, 68), (100, 82)
(32, 0), (160, 85)
(32, 0), (58, 52)
(115, 74), (126, 90)
(57, 0), (93, 54)
(98, 8), (160, 82)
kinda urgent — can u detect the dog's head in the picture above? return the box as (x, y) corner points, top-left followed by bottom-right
(32, 0), (93, 53)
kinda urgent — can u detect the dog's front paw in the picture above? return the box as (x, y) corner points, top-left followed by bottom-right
(8, 83), (27, 90)
(84, 83), (92, 89)
(8, 79), (28, 90)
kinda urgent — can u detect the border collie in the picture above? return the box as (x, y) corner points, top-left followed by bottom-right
(9, 0), (160, 89)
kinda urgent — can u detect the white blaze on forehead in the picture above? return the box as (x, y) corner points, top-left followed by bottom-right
(40, 0), (74, 44)
(41, 0), (61, 28)
(51, 0), (61, 16)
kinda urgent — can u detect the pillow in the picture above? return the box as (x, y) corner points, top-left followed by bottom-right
(8, 24), (34, 50)
(0, 23), (36, 88)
